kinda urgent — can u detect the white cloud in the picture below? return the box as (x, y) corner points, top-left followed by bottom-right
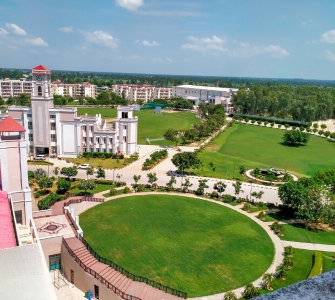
(240, 42), (250, 47)
(59, 26), (73, 33)
(85, 31), (117, 48)
(262, 45), (289, 57)
(0, 28), (8, 35)
(25, 37), (48, 47)
(116, 0), (143, 11)
(142, 40), (159, 46)
(5, 23), (26, 36)
(321, 30), (335, 43)
(181, 35), (227, 53)
(324, 50), (335, 62)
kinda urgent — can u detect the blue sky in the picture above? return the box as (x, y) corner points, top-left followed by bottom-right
(0, 0), (335, 79)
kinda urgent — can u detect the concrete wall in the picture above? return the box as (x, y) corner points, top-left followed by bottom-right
(40, 235), (63, 268)
(61, 244), (122, 300)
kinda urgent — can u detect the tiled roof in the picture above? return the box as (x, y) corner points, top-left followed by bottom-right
(32, 65), (49, 71)
(0, 191), (16, 250)
(0, 116), (26, 132)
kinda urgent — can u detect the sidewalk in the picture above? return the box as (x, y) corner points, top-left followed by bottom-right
(281, 240), (335, 252)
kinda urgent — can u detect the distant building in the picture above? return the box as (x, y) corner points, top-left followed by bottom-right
(173, 85), (237, 112)
(112, 84), (172, 102)
(2, 65), (138, 157)
(0, 78), (33, 100)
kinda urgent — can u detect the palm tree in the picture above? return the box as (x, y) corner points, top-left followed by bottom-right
(283, 257), (293, 269)
(243, 283), (260, 299)
(284, 245), (293, 257)
(276, 264), (287, 280)
(223, 291), (237, 300)
(262, 273), (275, 290)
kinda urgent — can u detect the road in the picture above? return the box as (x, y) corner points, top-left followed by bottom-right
(29, 145), (282, 204)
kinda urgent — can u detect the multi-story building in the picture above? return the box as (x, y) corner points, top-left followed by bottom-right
(51, 81), (97, 99)
(3, 65), (138, 157)
(172, 85), (237, 112)
(112, 84), (172, 102)
(0, 78), (33, 100)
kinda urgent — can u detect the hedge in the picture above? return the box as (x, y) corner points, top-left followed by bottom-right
(307, 251), (323, 279)
(38, 192), (62, 210)
(142, 149), (168, 170)
(82, 152), (124, 159)
(92, 179), (126, 186)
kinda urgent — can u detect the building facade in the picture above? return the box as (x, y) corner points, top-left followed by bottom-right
(0, 78), (33, 100)
(112, 84), (172, 102)
(4, 65), (137, 157)
(172, 85), (237, 112)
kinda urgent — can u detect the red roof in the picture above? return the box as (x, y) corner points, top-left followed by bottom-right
(0, 116), (26, 133)
(0, 191), (16, 250)
(32, 65), (49, 71)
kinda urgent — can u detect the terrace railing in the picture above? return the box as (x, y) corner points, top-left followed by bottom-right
(62, 238), (141, 300)
(63, 196), (104, 207)
(78, 235), (187, 299)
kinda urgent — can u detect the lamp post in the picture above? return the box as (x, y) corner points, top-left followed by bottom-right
(180, 165), (184, 191)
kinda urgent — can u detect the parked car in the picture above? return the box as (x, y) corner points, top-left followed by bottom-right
(34, 155), (46, 160)
(78, 164), (91, 169)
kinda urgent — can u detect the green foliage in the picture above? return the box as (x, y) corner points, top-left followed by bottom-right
(53, 167), (60, 177)
(283, 130), (310, 146)
(270, 221), (284, 235)
(166, 176), (176, 191)
(284, 246), (294, 257)
(77, 179), (97, 193)
(283, 256), (293, 269)
(239, 165), (246, 175)
(28, 170), (35, 181)
(109, 188), (117, 196)
(232, 180), (243, 196)
(123, 186), (132, 194)
(147, 172), (158, 186)
(133, 174), (141, 184)
(142, 149), (168, 170)
(38, 192), (61, 210)
(223, 291), (237, 300)
(60, 166), (78, 179)
(181, 178), (193, 193)
(262, 273), (275, 290)
(257, 211), (265, 219)
(56, 178), (71, 192)
(34, 168), (47, 180)
(242, 203), (251, 211)
(195, 179), (208, 195)
(96, 166), (105, 179)
(243, 283), (260, 299)
(38, 177), (53, 190)
(171, 152), (201, 170)
(213, 181), (227, 196)
(276, 264), (287, 280)
(163, 128), (178, 143)
(82, 152), (124, 159)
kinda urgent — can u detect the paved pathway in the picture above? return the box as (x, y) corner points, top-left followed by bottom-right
(281, 240), (335, 252)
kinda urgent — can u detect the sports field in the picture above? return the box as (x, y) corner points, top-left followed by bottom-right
(77, 108), (199, 145)
(192, 124), (335, 179)
(80, 195), (274, 297)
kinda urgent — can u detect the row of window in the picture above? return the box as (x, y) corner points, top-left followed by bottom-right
(27, 114), (56, 118)
(28, 122), (56, 130)
(28, 134), (56, 142)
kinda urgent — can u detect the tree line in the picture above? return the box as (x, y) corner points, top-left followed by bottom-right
(232, 84), (335, 122)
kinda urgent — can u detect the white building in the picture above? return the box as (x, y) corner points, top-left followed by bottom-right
(3, 65), (138, 157)
(112, 84), (172, 102)
(0, 78), (33, 100)
(173, 85), (237, 112)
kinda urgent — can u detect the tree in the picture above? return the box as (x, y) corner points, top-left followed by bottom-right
(282, 130), (310, 146)
(213, 181), (227, 197)
(262, 273), (275, 290)
(251, 191), (264, 200)
(232, 180), (243, 197)
(28, 170), (35, 181)
(243, 283), (260, 299)
(276, 264), (287, 280)
(56, 178), (71, 193)
(53, 167), (60, 178)
(60, 167), (78, 180)
(171, 152), (202, 170)
(86, 166), (94, 179)
(181, 178), (193, 193)
(34, 168), (47, 180)
(133, 174), (141, 185)
(284, 246), (293, 257)
(96, 166), (105, 179)
(166, 176), (176, 191)
(163, 128), (178, 144)
(196, 179), (209, 195)
(147, 172), (158, 188)
(239, 165), (246, 175)
(38, 177), (53, 190)
(223, 291), (237, 300)
(321, 124), (327, 130)
(77, 179), (97, 195)
(283, 257), (293, 269)
(116, 173), (122, 181)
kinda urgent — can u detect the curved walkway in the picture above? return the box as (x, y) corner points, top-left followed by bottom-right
(245, 169), (298, 185)
(73, 191), (284, 300)
(281, 240), (335, 252)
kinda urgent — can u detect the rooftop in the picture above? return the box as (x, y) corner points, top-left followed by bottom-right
(177, 85), (234, 92)
(0, 116), (26, 133)
(32, 65), (49, 71)
(0, 191), (16, 250)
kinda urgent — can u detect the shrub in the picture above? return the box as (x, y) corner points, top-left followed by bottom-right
(307, 251), (323, 279)
(284, 245), (293, 257)
(257, 120), (262, 125)
(251, 119), (256, 124)
(270, 221), (284, 235)
(109, 189), (117, 196)
(210, 191), (219, 199)
(222, 194), (236, 203)
(245, 117), (249, 123)
(318, 130), (324, 136)
(242, 203), (251, 211)
(257, 211), (265, 220)
(38, 192), (61, 210)
(123, 186), (132, 194)
(116, 181), (127, 187)
(142, 149), (168, 170)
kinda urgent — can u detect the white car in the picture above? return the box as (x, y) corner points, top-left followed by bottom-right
(34, 155), (46, 160)
(78, 164), (91, 169)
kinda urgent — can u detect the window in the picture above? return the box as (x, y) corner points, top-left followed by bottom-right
(49, 254), (61, 270)
(71, 270), (74, 284)
(123, 136), (127, 143)
(51, 134), (56, 142)
(121, 112), (128, 118)
(28, 122), (33, 129)
(103, 138), (106, 144)
(94, 285), (99, 300)
(15, 210), (22, 224)
(29, 146), (34, 154)
(50, 115), (56, 119)
(83, 148), (87, 152)
(90, 126), (94, 131)
(51, 123), (56, 130)
(29, 134), (33, 141)
(124, 125), (127, 130)
(27, 114), (32, 117)
(96, 137), (100, 144)
(109, 138), (113, 144)
(38, 85), (42, 96)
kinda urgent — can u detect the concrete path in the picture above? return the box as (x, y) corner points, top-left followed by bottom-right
(281, 240), (335, 252)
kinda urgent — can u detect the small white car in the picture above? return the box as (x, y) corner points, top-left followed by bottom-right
(78, 164), (91, 169)
(34, 155), (46, 160)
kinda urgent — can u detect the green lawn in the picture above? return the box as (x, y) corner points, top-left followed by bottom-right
(191, 124), (335, 179)
(80, 195), (274, 297)
(279, 224), (335, 244)
(70, 183), (115, 195)
(77, 108), (199, 145)
(102, 189), (125, 197)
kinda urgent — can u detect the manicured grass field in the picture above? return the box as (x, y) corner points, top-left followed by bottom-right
(279, 224), (335, 244)
(70, 183), (115, 195)
(77, 108), (199, 145)
(191, 124), (335, 179)
(80, 195), (274, 297)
